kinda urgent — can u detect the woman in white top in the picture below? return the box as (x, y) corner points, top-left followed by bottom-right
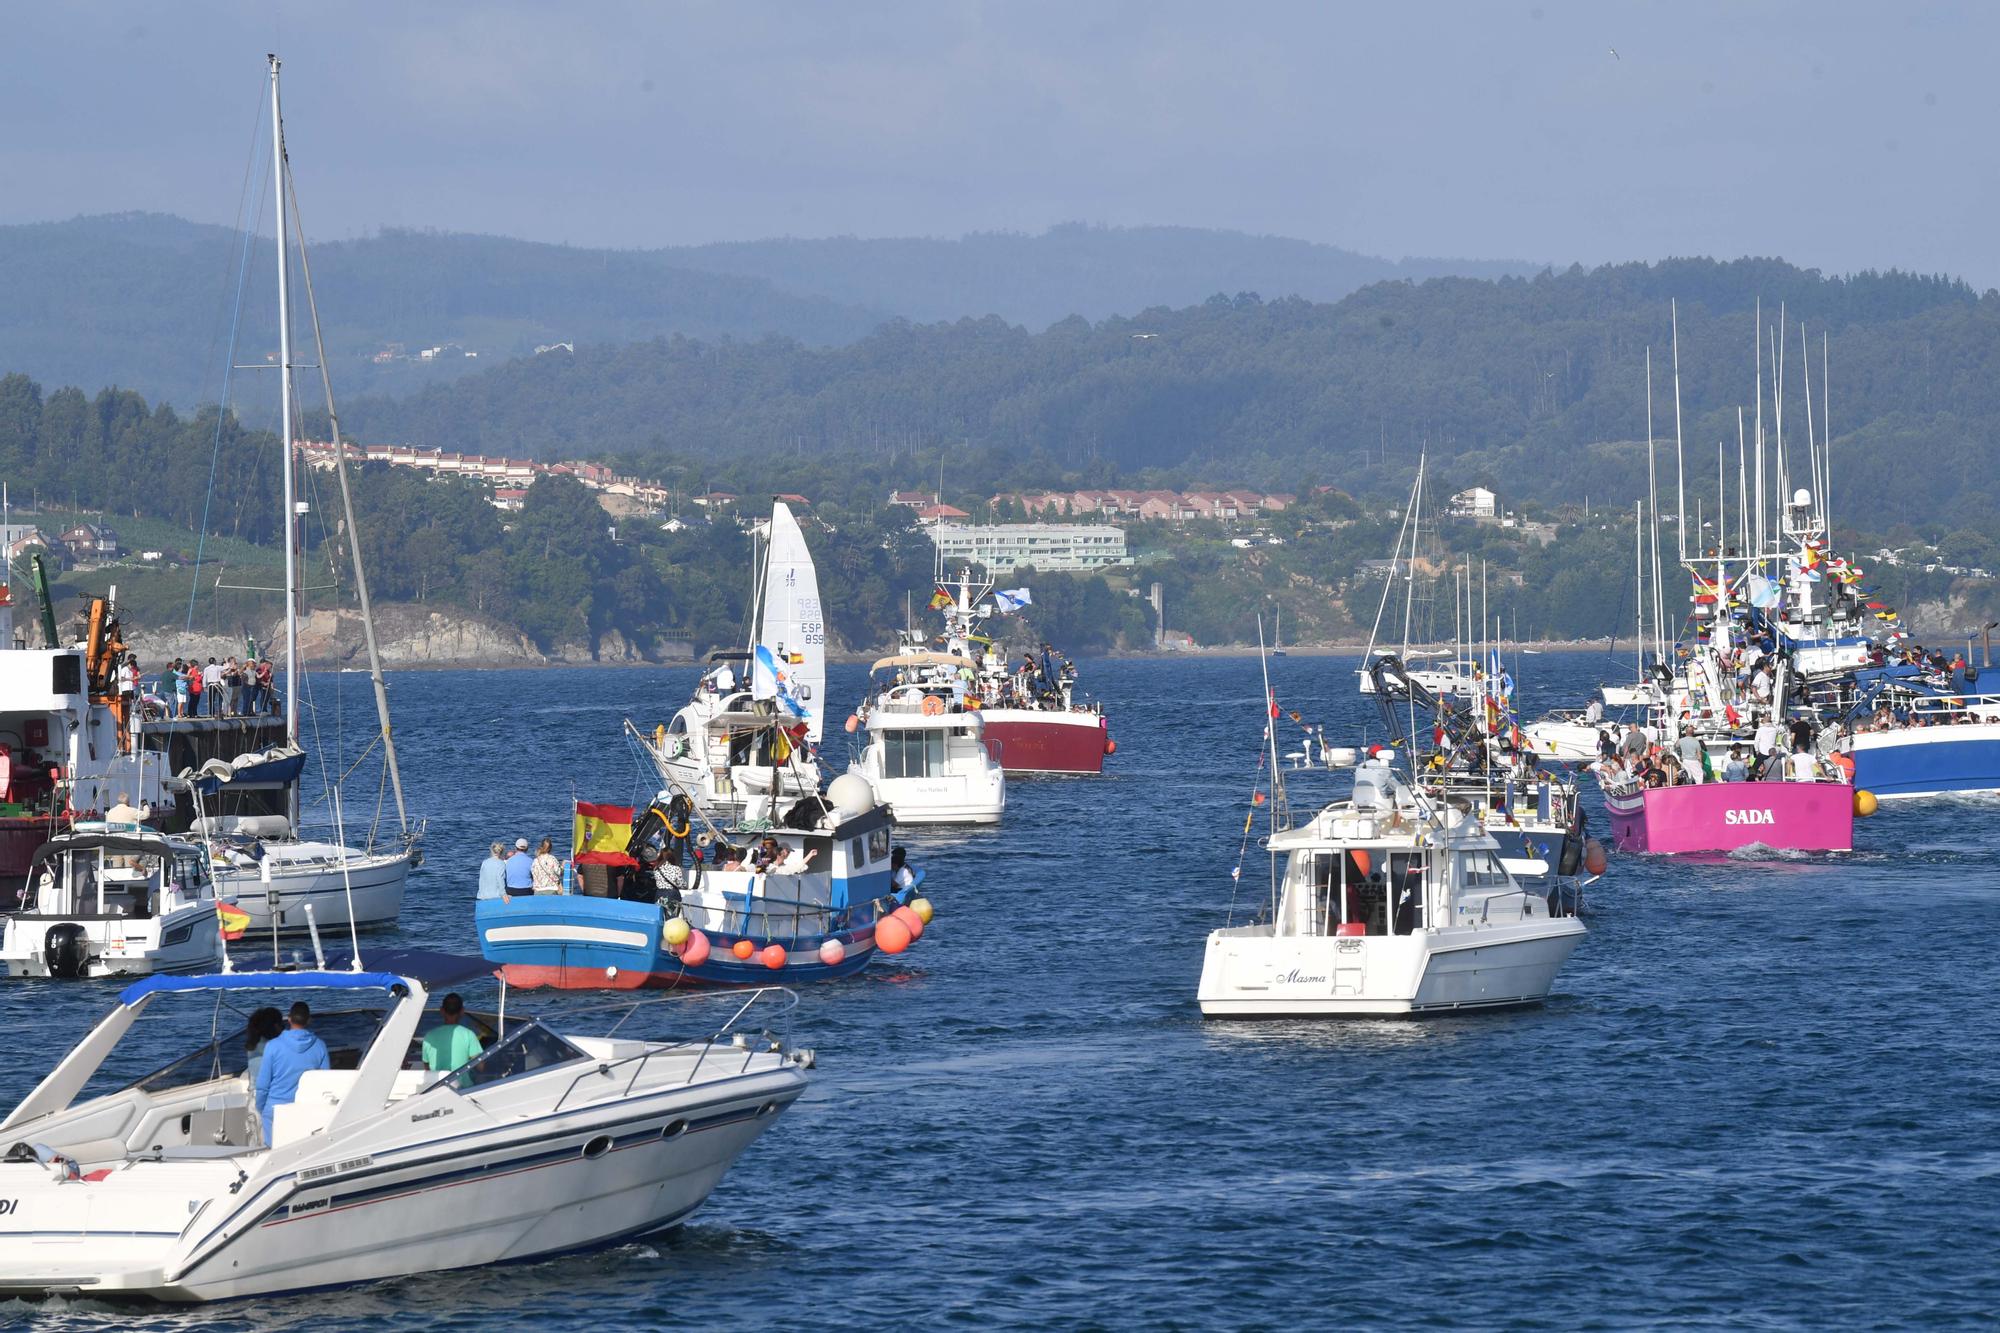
(530, 838), (562, 892)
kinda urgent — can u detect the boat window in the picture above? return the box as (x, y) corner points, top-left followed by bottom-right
(1459, 851), (1510, 888)
(667, 714), (687, 734)
(867, 828), (891, 859)
(850, 838), (866, 866)
(451, 1021), (586, 1091)
(882, 730), (947, 779)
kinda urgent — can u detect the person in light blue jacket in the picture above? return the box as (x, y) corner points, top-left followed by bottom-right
(255, 1002), (330, 1145)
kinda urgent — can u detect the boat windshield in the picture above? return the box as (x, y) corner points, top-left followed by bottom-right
(440, 1020), (586, 1092)
(108, 1006), (394, 1097)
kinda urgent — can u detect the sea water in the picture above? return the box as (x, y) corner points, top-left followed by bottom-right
(3, 652), (1996, 1329)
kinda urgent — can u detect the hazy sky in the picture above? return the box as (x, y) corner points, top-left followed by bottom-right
(8, 2), (1995, 283)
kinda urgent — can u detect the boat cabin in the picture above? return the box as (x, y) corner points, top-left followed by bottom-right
(22, 826), (214, 921)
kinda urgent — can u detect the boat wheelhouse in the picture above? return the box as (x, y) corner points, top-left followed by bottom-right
(851, 653), (1005, 825)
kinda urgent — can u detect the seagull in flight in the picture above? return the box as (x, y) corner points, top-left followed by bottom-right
(1131, 332), (1159, 339)
(1609, 47), (1619, 60)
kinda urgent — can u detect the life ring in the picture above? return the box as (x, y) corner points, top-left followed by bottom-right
(920, 695), (945, 716)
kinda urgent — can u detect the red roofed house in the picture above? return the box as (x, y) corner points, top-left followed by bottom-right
(916, 503), (972, 524)
(889, 489), (935, 507)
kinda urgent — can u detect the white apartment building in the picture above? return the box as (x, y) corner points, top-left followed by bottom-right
(928, 522), (1130, 573)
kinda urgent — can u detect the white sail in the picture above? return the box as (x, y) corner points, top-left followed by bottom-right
(752, 501), (827, 742)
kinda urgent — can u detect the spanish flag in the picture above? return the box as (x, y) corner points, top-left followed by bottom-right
(217, 902), (251, 941)
(574, 800), (635, 865)
(929, 586), (954, 610)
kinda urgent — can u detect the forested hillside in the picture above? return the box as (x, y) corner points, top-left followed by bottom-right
(341, 258), (1996, 529)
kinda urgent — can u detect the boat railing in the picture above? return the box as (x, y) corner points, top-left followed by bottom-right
(551, 986), (801, 1112)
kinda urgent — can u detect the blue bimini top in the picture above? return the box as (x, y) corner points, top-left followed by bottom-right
(120, 970), (412, 1006)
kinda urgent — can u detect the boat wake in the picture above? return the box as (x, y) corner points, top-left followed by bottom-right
(1724, 842), (1813, 862)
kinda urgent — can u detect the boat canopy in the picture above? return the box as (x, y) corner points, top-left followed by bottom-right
(120, 970), (416, 1004)
(30, 832), (187, 869)
(871, 652), (975, 672)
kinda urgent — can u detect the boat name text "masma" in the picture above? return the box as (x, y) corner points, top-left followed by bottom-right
(1278, 969), (1328, 985)
(1724, 810), (1776, 825)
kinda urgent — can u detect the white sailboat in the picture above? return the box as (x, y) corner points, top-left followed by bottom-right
(200, 57), (417, 936)
(644, 500), (826, 822)
(1358, 455), (1477, 699)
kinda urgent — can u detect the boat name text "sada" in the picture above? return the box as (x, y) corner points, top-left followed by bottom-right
(1277, 970), (1328, 985)
(1724, 809), (1776, 826)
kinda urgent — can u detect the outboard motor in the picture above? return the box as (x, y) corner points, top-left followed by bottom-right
(43, 922), (90, 979)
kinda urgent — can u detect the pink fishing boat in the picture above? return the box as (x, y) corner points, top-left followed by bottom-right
(1603, 779), (1855, 855)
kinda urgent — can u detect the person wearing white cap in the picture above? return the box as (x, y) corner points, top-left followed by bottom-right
(503, 837), (535, 896)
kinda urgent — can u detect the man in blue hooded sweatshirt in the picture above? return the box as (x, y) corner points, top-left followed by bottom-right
(255, 1000), (330, 1145)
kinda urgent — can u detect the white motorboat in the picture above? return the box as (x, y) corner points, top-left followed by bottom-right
(851, 655), (1006, 825)
(0, 824), (225, 978)
(1199, 759), (1585, 1017)
(648, 500), (827, 820)
(0, 949), (808, 1300)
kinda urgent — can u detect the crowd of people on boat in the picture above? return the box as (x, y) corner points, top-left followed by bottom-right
(1591, 714), (1843, 791)
(136, 655), (279, 720)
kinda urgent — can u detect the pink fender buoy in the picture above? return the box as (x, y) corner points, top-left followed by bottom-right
(844, 714), (860, 734)
(761, 943), (787, 970)
(875, 914), (912, 955)
(818, 937), (846, 967)
(892, 904), (924, 942)
(680, 929), (710, 967)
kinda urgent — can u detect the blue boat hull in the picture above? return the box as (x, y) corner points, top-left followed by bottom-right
(476, 893), (907, 989)
(1850, 725), (2000, 798)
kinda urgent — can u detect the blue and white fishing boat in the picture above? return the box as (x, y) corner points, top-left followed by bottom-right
(477, 774), (931, 990)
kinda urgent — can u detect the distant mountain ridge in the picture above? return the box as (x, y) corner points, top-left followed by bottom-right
(0, 213), (1535, 407)
(653, 223), (1540, 327)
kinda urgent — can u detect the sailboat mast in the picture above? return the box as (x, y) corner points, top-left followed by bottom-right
(1402, 458), (1424, 655)
(284, 160), (407, 830)
(269, 55), (300, 771)
(1671, 300), (1687, 563)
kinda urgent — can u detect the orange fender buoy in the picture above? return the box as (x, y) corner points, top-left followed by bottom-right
(1583, 838), (1608, 876)
(876, 914), (912, 955)
(921, 695), (945, 716)
(892, 904), (924, 942)
(731, 938), (755, 960)
(844, 714), (860, 733)
(760, 943), (787, 970)
(1104, 738), (1117, 755)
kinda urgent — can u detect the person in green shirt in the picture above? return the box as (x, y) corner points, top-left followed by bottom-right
(421, 993), (484, 1082)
